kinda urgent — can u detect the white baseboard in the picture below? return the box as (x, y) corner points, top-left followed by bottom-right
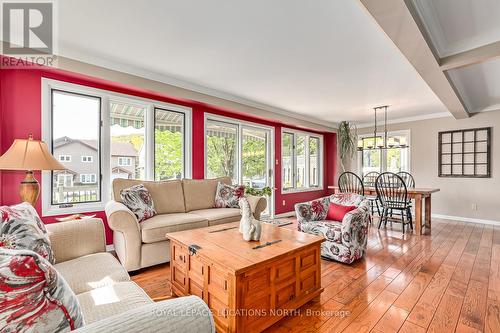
(272, 212), (499, 225)
(274, 211), (295, 218)
(432, 214), (499, 225)
(106, 244), (115, 252)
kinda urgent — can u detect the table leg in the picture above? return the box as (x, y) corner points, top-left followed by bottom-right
(415, 195), (422, 235)
(425, 195), (431, 229)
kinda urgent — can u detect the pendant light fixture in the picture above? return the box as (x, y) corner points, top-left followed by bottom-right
(357, 105), (409, 151)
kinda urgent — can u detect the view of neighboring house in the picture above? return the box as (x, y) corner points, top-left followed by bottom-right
(53, 136), (138, 197)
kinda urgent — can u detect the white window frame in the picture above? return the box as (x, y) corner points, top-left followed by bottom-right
(204, 113), (275, 216)
(357, 129), (411, 175)
(57, 174), (73, 187)
(81, 155), (93, 163)
(58, 155), (71, 162)
(118, 157), (132, 166)
(42, 78), (192, 216)
(80, 173), (97, 184)
(281, 128), (324, 193)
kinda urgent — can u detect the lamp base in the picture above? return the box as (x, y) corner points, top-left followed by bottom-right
(20, 171), (40, 207)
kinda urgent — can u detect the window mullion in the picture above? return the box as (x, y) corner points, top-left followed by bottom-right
(146, 105), (155, 180)
(101, 95), (111, 202)
(305, 135), (310, 188)
(237, 124), (242, 185)
(292, 133), (297, 189)
(382, 148), (388, 172)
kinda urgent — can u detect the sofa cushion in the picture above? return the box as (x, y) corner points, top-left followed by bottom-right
(214, 182), (245, 208)
(0, 248), (85, 332)
(0, 202), (55, 264)
(140, 214), (208, 243)
(326, 202), (357, 222)
(112, 178), (186, 214)
(120, 184), (157, 222)
(77, 282), (152, 324)
(182, 177), (231, 212)
(189, 208), (241, 226)
(54, 252), (130, 295)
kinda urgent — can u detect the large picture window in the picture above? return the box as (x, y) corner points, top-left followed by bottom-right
(110, 101), (145, 182)
(51, 90), (101, 206)
(204, 114), (274, 215)
(42, 79), (191, 216)
(206, 120), (238, 182)
(281, 129), (323, 192)
(154, 108), (185, 180)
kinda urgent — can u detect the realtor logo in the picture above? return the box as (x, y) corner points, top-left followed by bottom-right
(2, 1), (53, 54)
(1, 0), (56, 66)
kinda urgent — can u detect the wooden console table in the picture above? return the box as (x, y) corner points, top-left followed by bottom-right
(328, 186), (440, 235)
(166, 222), (324, 333)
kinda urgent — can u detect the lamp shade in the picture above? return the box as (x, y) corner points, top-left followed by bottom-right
(0, 136), (66, 171)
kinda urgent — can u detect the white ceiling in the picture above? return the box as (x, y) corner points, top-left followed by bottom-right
(412, 0), (500, 114)
(413, 0), (500, 57)
(54, 0), (449, 125)
(448, 58), (500, 113)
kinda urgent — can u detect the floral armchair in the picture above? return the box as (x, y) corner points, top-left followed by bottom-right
(295, 193), (370, 264)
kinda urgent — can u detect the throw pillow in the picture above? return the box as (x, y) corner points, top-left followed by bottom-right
(326, 202), (357, 222)
(0, 202), (55, 264)
(120, 184), (156, 222)
(214, 182), (245, 208)
(0, 248), (85, 332)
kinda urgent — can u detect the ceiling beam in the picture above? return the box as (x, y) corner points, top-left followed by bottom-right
(440, 40), (500, 71)
(358, 0), (469, 119)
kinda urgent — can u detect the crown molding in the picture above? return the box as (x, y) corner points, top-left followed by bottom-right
(355, 112), (451, 128)
(54, 47), (338, 130)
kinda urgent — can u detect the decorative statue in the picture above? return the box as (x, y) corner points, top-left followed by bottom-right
(239, 197), (262, 241)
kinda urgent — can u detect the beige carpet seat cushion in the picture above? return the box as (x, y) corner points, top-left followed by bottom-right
(140, 213), (208, 243)
(189, 208), (241, 226)
(112, 178), (186, 214)
(182, 177), (231, 212)
(77, 282), (153, 324)
(54, 252), (130, 295)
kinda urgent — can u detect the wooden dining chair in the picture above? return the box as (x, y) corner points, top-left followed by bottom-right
(397, 171), (415, 220)
(375, 172), (413, 233)
(338, 172), (364, 195)
(363, 172), (380, 216)
(397, 171), (415, 188)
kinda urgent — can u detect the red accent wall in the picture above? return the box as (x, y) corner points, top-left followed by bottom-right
(0, 63), (337, 244)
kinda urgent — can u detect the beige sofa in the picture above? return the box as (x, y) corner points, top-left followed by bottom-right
(46, 218), (214, 332)
(105, 177), (267, 271)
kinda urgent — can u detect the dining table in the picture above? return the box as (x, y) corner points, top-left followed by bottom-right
(328, 186), (440, 235)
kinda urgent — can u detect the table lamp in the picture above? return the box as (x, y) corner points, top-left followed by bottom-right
(0, 134), (66, 206)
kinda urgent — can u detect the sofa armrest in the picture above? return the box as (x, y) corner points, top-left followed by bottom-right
(46, 218), (106, 263)
(295, 202), (313, 225)
(246, 195), (267, 220)
(341, 205), (370, 246)
(74, 296), (214, 333)
(295, 196), (330, 228)
(105, 201), (142, 271)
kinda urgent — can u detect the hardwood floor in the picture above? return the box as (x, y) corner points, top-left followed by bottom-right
(131, 218), (500, 332)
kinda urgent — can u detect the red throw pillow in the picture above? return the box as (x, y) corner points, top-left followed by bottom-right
(326, 202), (357, 222)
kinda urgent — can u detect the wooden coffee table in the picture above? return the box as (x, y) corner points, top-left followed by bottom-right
(166, 222), (324, 333)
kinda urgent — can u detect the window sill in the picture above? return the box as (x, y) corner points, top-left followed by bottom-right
(42, 202), (105, 217)
(281, 187), (324, 194)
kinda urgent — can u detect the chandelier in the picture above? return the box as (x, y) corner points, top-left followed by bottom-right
(357, 106), (409, 151)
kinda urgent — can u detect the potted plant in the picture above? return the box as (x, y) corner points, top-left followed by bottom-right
(245, 186), (272, 197)
(337, 121), (357, 172)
